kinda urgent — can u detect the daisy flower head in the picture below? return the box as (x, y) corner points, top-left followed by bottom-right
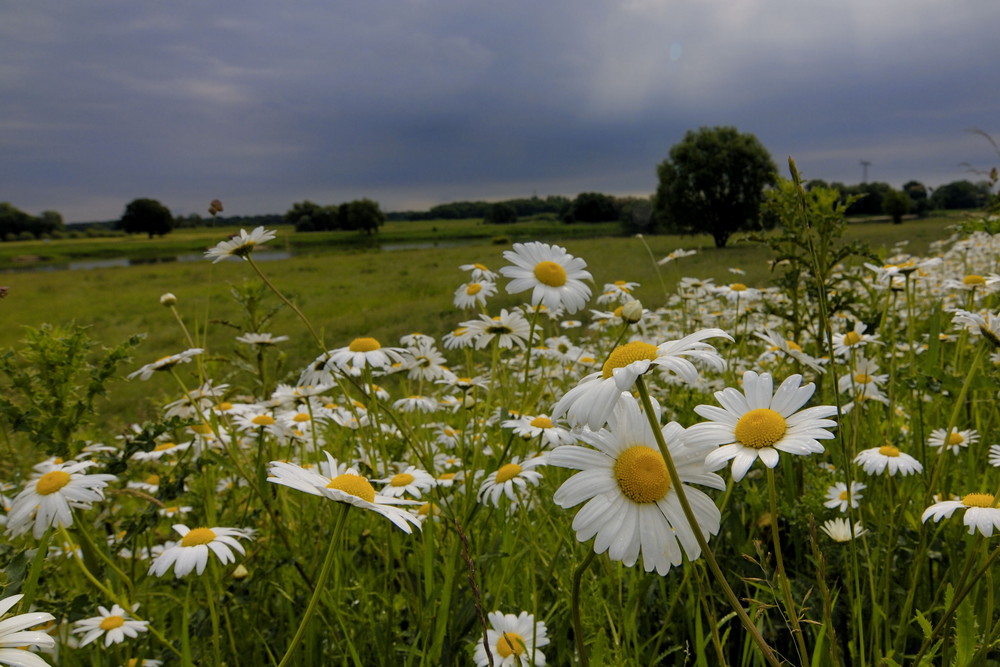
(453, 280), (497, 310)
(235, 332), (289, 347)
(477, 455), (546, 508)
(823, 481), (866, 512)
(377, 466), (436, 499)
(326, 337), (405, 377)
(148, 524), (252, 578)
(928, 427), (979, 456)
(127, 348), (203, 381)
(462, 309), (531, 350)
(460, 262), (499, 282)
(502, 414), (577, 448)
(0, 593), (56, 667)
(204, 226), (277, 263)
(854, 444), (923, 476)
(72, 603), (148, 647)
(990, 444), (1000, 467)
(922, 492), (1000, 536)
(552, 329), (731, 431)
(6, 461), (117, 539)
(267, 452), (421, 533)
(951, 308), (1000, 348)
(821, 518), (868, 542)
(473, 610), (548, 667)
(832, 321), (879, 357)
(499, 241), (593, 314)
(549, 396), (725, 575)
(686, 371), (838, 482)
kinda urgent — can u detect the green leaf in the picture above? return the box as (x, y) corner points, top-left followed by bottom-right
(915, 609), (934, 639)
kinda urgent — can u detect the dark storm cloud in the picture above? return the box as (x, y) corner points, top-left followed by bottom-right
(2, 1), (999, 221)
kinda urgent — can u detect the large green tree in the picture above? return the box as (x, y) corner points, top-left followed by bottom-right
(120, 198), (173, 238)
(654, 126), (778, 248)
(345, 198), (385, 235)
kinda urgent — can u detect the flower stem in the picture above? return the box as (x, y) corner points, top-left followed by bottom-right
(571, 549), (597, 667)
(246, 255), (327, 353)
(635, 377), (780, 667)
(766, 466), (811, 666)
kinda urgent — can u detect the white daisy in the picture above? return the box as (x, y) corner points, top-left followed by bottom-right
(459, 262), (499, 282)
(502, 414), (577, 448)
(453, 280), (498, 309)
(72, 603), (148, 647)
(0, 593), (55, 667)
(549, 396), (724, 575)
(473, 610), (549, 667)
(951, 308), (1000, 347)
(477, 455), (546, 507)
(821, 518), (868, 542)
(832, 321), (879, 357)
(127, 348), (203, 381)
(461, 309), (531, 350)
(552, 329), (731, 430)
(927, 427), (979, 456)
(853, 444), (923, 476)
(989, 444), (1000, 467)
(267, 453), (421, 533)
(823, 481), (866, 512)
(922, 493), (1000, 536)
(837, 357), (889, 404)
(326, 337), (405, 377)
(236, 332), (289, 347)
(6, 461), (116, 539)
(148, 524), (252, 578)
(204, 226), (277, 263)
(499, 241), (593, 314)
(376, 466), (437, 499)
(686, 371), (838, 482)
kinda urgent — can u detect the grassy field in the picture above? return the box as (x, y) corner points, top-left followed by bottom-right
(0, 214), (963, 425)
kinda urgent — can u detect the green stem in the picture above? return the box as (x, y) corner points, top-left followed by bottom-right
(635, 377), (781, 667)
(277, 502), (351, 667)
(571, 549), (597, 667)
(766, 467), (811, 666)
(246, 255), (326, 353)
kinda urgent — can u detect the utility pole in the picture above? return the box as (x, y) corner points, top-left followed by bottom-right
(860, 160), (871, 183)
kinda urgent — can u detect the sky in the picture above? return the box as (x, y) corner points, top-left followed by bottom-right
(2, 1), (1000, 223)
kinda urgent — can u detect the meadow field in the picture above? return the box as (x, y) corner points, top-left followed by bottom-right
(0, 206), (998, 666)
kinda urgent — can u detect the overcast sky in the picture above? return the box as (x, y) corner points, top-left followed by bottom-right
(3, 1), (999, 222)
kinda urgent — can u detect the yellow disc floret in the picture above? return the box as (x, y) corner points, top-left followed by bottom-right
(181, 527), (217, 547)
(533, 261), (568, 287)
(843, 331), (862, 346)
(348, 337), (381, 352)
(730, 283), (748, 292)
(252, 415), (275, 426)
(100, 615), (125, 631)
(495, 463), (522, 484)
(878, 445), (901, 457)
(734, 408), (787, 449)
(36, 470), (71, 496)
(962, 492), (996, 508)
(327, 474), (376, 503)
(529, 416), (553, 429)
(466, 283), (482, 295)
(602, 341), (659, 379)
(390, 473), (415, 487)
(614, 445), (670, 504)
(963, 274), (986, 286)
(497, 632), (526, 658)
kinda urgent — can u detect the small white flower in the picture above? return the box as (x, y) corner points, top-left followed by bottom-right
(72, 603), (148, 647)
(205, 226), (277, 263)
(148, 525), (252, 578)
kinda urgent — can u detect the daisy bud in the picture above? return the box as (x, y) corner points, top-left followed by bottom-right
(160, 293), (177, 306)
(621, 299), (643, 324)
(231, 564), (249, 579)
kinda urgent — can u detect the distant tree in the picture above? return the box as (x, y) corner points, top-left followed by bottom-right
(120, 198), (173, 238)
(38, 211), (65, 236)
(346, 198), (385, 235)
(0, 203), (34, 241)
(483, 202), (518, 224)
(285, 200), (323, 231)
(882, 188), (911, 224)
(563, 192), (619, 223)
(930, 180), (991, 210)
(902, 180), (930, 217)
(618, 196), (656, 235)
(654, 126), (777, 248)
(843, 182), (892, 216)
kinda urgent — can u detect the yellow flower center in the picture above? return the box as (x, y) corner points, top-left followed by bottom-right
(962, 493), (996, 508)
(36, 470), (71, 496)
(99, 615), (125, 631)
(495, 463), (522, 483)
(947, 432), (965, 445)
(293, 413), (310, 422)
(533, 260), (567, 287)
(252, 415), (275, 426)
(145, 474), (160, 485)
(730, 283), (748, 291)
(217, 401), (234, 411)
(839, 490), (849, 501)
(191, 423), (213, 435)
(878, 445), (901, 457)
(439, 473), (456, 482)
(786, 340), (802, 352)
(327, 474), (376, 503)
(529, 416), (553, 429)
(474, 263), (489, 271)
(418, 502), (439, 517)
(349, 337), (381, 352)
(391, 473), (415, 487)
(602, 341), (658, 379)
(962, 274), (986, 286)
(614, 445), (670, 503)
(466, 283), (482, 296)
(181, 527), (217, 547)
(497, 632), (526, 658)
(153, 442), (176, 452)
(843, 331), (862, 346)
(854, 373), (872, 384)
(734, 408), (787, 449)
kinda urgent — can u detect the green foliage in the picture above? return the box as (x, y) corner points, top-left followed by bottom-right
(563, 192), (620, 223)
(654, 126), (778, 248)
(0, 324), (143, 458)
(929, 180), (992, 210)
(0, 202), (65, 241)
(346, 197), (386, 235)
(119, 197), (174, 238)
(882, 188), (912, 223)
(482, 202), (518, 225)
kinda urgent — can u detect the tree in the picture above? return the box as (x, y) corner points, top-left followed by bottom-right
(929, 180), (991, 210)
(563, 192), (619, 223)
(902, 180), (930, 218)
(120, 198), (173, 238)
(483, 202), (518, 224)
(346, 198), (385, 235)
(882, 188), (911, 224)
(654, 127), (778, 248)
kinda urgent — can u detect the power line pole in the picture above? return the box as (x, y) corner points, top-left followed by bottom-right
(860, 160), (871, 183)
